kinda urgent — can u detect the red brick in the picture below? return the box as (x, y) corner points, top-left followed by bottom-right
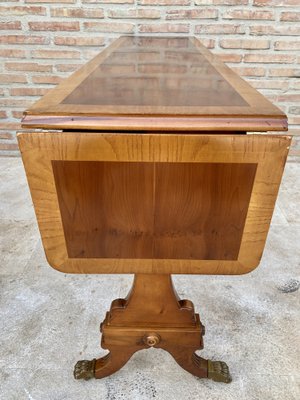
(250, 25), (300, 36)
(0, 6), (46, 15)
(12, 111), (24, 119)
(218, 54), (243, 63)
(0, 111), (7, 119)
(0, 143), (19, 151)
(0, 123), (22, 130)
(0, 35), (49, 45)
(289, 152), (300, 160)
(5, 62), (52, 72)
(166, 9), (218, 20)
(0, 98), (32, 109)
(32, 75), (63, 84)
(0, 133), (13, 139)
(232, 67), (266, 77)
(29, 22), (80, 31)
(269, 69), (300, 78)
(10, 88), (50, 96)
(223, 10), (275, 20)
(107, 9), (160, 19)
(195, 0), (247, 3)
(195, 24), (245, 34)
(0, 74), (27, 84)
(0, 22), (22, 30)
(275, 41), (300, 51)
(83, 0), (133, 3)
(249, 80), (289, 90)
(138, 0), (190, 4)
(25, 0), (76, 2)
(288, 117), (300, 125)
(50, 7), (104, 18)
(281, 12), (300, 22)
(277, 94), (300, 103)
(31, 49), (81, 59)
(220, 39), (270, 50)
(0, 49), (26, 58)
(84, 22), (134, 33)
(254, 0), (300, 5)
(55, 63), (84, 72)
(139, 23), (189, 33)
(54, 37), (105, 46)
(244, 54), (295, 64)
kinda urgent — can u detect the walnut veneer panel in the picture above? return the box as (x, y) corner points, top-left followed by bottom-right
(154, 162), (256, 260)
(52, 161), (154, 259)
(52, 161), (256, 261)
(18, 132), (291, 275)
(22, 36), (287, 132)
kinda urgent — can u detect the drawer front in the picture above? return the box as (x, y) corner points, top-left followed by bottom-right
(18, 132), (291, 275)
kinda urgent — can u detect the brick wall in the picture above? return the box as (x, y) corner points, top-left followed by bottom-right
(0, 0), (299, 157)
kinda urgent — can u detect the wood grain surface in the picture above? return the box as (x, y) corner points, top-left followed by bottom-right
(153, 162), (257, 260)
(21, 36), (287, 132)
(52, 161), (256, 261)
(52, 161), (154, 259)
(18, 131), (291, 275)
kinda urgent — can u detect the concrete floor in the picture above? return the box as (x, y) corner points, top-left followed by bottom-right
(0, 157), (299, 400)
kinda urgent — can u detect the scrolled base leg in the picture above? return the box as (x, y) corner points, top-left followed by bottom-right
(166, 346), (231, 384)
(73, 346), (138, 380)
(73, 275), (232, 383)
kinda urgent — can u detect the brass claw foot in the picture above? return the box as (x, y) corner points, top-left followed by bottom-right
(207, 360), (232, 383)
(74, 359), (96, 380)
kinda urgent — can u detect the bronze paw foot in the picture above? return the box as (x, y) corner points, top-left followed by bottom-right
(208, 360), (232, 383)
(74, 359), (96, 380)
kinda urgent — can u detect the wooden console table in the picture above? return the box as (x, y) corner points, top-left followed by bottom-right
(18, 36), (290, 384)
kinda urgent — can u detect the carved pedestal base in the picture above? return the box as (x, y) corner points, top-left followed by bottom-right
(74, 274), (231, 384)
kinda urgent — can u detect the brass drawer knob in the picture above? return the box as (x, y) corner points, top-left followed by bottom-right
(143, 333), (160, 347)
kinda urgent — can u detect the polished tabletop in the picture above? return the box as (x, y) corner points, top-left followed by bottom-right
(22, 36), (287, 132)
(62, 37), (247, 108)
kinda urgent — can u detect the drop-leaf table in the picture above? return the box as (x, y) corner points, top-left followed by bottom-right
(18, 36), (290, 384)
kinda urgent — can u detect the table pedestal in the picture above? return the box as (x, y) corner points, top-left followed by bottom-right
(73, 274), (231, 383)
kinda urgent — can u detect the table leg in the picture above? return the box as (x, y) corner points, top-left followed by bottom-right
(166, 347), (231, 383)
(74, 274), (231, 383)
(74, 346), (139, 380)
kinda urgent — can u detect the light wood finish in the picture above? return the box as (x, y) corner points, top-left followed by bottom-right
(74, 274), (231, 383)
(20, 114), (287, 132)
(18, 131), (291, 275)
(21, 36), (287, 132)
(98, 274), (207, 378)
(106, 274), (196, 327)
(18, 36), (290, 383)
